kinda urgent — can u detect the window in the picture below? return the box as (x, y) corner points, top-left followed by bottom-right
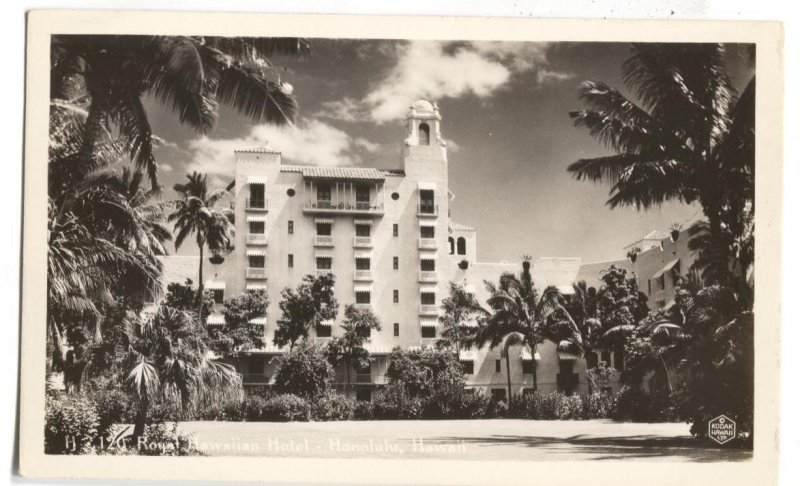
(419, 189), (435, 214)
(356, 388), (372, 402)
(288, 220), (294, 234)
(248, 255), (265, 268)
(356, 291), (371, 305)
(421, 326), (436, 338)
(287, 188), (295, 197)
(249, 184), (265, 208)
(491, 389), (507, 402)
(658, 273), (666, 290)
(393, 290), (399, 303)
(355, 186), (370, 209)
(212, 289), (224, 305)
(461, 360), (474, 374)
(357, 326), (371, 338)
(613, 349), (625, 371)
(601, 350), (611, 366)
(522, 360), (534, 374)
(288, 254), (294, 268)
(557, 361), (579, 394)
(418, 122), (430, 145)
(393, 256), (399, 270)
(420, 225), (435, 238)
(249, 221), (265, 234)
(448, 237), (455, 255)
(317, 183), (331, 203)
(421, 292), (436, 306)
(355, 257), (371, 270)
(355, 224), (370, 237)
(391, 192), (399, 201)
(247, 356), (264, 375)
(420, 259), (435, 272)
(495, 359), (502, 373)
(586, 352), (599, 369)
(316, 323), (332, 337)
(393, 224), (398, 237)
(647, 279), (652, 294)
(316, 222), (331, 236)
(457, 237), (467, 255)
(393, 323), (399, 337)
(316, 257), (332, 270)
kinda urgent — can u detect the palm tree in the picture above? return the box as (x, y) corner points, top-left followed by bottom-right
(120, 305), (243, 438)
(51, 35), (308, 188)
(553, 281), (605, 392)
(168, 172), (234, 326)
(568, 43), (755, 285)
(473, 258), (580, 400)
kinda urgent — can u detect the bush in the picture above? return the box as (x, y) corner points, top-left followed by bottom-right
(312, 392), (355, 421)
(45, 395), (100, 454)
(353, 400), (374, 420)
(371, 385), (422, 420)
(194, 397), (245, 422)
(88, 386), (132, 438)
(486, 399), (509, 418)
(582, 392), (615, 419)
(386, 348), (465, 399)
(273, 344), (334, 398)
(422, 387), (490, 420)
(612, 385), (674, 422)
(261, 394), (311, 422)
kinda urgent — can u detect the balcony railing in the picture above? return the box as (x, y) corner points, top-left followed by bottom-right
(247, 233), (268, 245)
(314, 235), (335, 247)
(247, 267), (267, 279)
(419, 271), (438, 283)
(353, 236), (373, 248)
(354, 303), (372, 310)
(419, 304), (439, 316)
(245, 198), (268, 211)
(417, 202), (438, 217)
(354, 269), (373, 281)
(654, 289), (667, 302)
(355, 373), (372, 384)
(418, 237), (437, 249)
(316, 269), (333, 276)
(304, 199), (384, 216)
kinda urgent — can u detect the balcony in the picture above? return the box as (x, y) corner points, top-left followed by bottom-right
(354, 269), (373, 281)
(417, 203), (438, 217)
(304, 199), (385, 216)
(354, 303), (372, 310)
(247, 233), (268, 245)
(654, 289), (667, 303)
(314, 235), (335, 247)
(419, 304), (439, 316)
(316, 269), (333, 276)
(247, 267), (267, 279)
(418, 237), (437, 250)
(353, 236), (373, 248)
(419, 271), (438, 283)
(245, 198), (268, 212)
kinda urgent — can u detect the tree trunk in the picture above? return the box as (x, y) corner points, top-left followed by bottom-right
(586, 355), (594, 395)
(78, 102), (105, 171)
(196, 244), (204, 329)
(131, 400), (148, 443)
(505, 351), (512, 403)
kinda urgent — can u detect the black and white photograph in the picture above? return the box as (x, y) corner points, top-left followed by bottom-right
(16, 10), (784, 485)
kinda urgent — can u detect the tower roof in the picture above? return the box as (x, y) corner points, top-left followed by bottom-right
(235, 143), (280, 154)
(407, 99), (439, 119)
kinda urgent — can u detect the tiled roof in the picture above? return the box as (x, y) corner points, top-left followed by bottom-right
(280, 165), (404, 179)
(641, 230), (668, 241)
(235, 145), (281, 154)
(449, 221), (476, 232)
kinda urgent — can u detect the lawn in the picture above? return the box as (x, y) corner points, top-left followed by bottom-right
(177, 419), (752, 462)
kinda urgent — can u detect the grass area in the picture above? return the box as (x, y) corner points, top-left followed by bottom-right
(178, 419), (752, 462)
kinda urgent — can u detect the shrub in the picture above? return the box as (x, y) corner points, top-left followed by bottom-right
(312, 392), (355, 421)
(371, 385), (422, 420)
(353, 400), (374, 420)
(241, 395), (269, 421)
(273, 344), (334, 398)
(582, 392), (615, 419)
(386, 348), (465, 399)
(422, 387), (490, 419)
(88, 386), (132, 438)
(486, 399), (509, 418)
(261, 394), (311, 422)
(45, 395), (100, 454)
(612, 385), (674, 422)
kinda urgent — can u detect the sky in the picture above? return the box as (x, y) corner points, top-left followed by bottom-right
(148, 40), (754, 263)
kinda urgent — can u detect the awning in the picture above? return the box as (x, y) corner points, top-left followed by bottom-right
(248, 317), (267, 325)
(246, 215), (268, 223)
(207, 314), (225, 326)
(204, 280), (225, 290)
(418, 182), (437, 191)
(419, 286), (437, 295)
(247, 176), (268, 185)
(353, 219), (373, 226)
(246, 249), (266, 257)
(420, 320), (438, 328)
(314, 251), (334, 259)
(363, 343), (393, 355)
(520, 347), (542, 361)
(354, 250), (373, 259)
(651, 258), (680, 280)
(557, 284), (575, 295)
(354, 284), (373, 293)
(461, 320), (479, 328)
(557, 350), (582, 361)
(315, 217), (334, 225)
(318, 319), (333, 327)
(459, 349), (478, 361)
(246, 283), (266, 291)
(419, 253), (438, 261)
(419, 221), (437, 227)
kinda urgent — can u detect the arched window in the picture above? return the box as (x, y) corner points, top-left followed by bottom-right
(448, 237), (455, 255)
(457, 237), (466, 255)
(418, 123), (430, 145)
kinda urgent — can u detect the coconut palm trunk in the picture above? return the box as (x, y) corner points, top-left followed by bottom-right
(196, 240), (205, 328)
(505, 350), (512, 402)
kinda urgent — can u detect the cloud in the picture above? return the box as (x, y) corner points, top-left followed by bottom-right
(316, 41), (574, 123)
(182, 119), (378, 176)
(159, 163), (174, 173)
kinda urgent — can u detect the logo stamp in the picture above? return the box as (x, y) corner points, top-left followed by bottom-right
(708, 415), (737, 445)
